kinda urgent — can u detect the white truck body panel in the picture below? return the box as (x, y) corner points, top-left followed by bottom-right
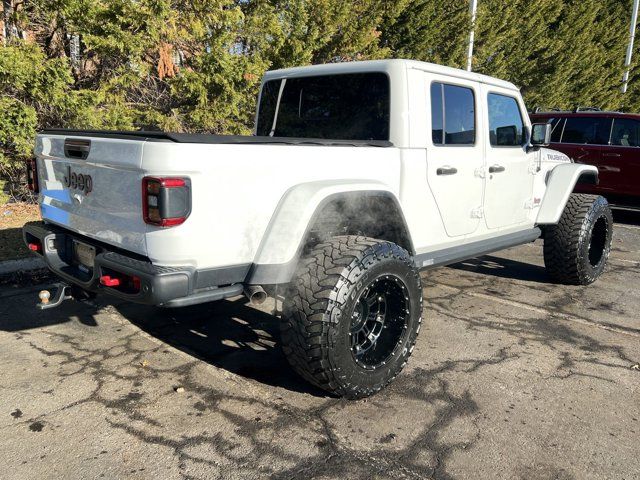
(31, 59), (589, 299)
(537, 162), (599, 224)
(36, 135), (147, 255)
(139, 141), (401, 268)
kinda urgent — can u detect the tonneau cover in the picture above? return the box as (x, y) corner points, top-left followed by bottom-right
(40, 129), (393, 147)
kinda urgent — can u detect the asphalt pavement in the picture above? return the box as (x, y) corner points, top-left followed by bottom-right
(1, 215), (639, 479)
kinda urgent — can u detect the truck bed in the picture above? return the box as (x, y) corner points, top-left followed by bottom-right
(41, 129), (393, 148)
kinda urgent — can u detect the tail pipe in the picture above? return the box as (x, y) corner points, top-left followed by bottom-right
(244, 285), (267, 305)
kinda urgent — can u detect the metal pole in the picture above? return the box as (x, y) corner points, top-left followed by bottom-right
(622, 0), (639, 93)
(466, 0), (478, 71)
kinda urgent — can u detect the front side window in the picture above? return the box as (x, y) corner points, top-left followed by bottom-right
(561, 117), (611, 145)
(488, 93), (525, 147)
(431, 82), (476, 145)
(255, 72), (390, 141)
(610, 118), (640, 147)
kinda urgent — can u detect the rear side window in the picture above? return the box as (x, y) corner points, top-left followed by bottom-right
(487, 93), (524, 146)
(256, 80), (280, 136)
(255, 73), (390, 140)
(431, 82), (476, 145)
(561, 117), (611, 145)
(611, 118), (640, 147)
(549, 118), (564, 143)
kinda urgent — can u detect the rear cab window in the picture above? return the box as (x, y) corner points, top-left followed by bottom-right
(430, 82), (476, 146)
(256, 72), (390, 141)
(487, 93), (525, 147)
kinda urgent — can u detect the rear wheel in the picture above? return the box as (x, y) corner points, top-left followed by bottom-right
(543, 194), (613, 285)
(281, 236), (422, 399)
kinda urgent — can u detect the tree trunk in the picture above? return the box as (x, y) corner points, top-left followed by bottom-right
(3, 0), (15, 44)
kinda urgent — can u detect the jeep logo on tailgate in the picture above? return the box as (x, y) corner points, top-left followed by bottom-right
(64, 165), (93, 194)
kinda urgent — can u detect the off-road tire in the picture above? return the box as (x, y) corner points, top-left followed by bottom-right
(281, 236), (422, 399)
(543, 194), (613, 285)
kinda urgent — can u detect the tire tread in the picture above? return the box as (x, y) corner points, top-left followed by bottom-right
(281, 235), (421, 398)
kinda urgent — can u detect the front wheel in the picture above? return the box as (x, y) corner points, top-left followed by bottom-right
(281, 236), (423, 399)
(543, 194), (613, 285)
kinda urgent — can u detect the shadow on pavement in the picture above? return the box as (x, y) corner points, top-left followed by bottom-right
(116, 297), (329, 397)
(450, 254), (550, 283)
(613, 209), (640, 226)
(2, 250), (561, 395)
(0, 283), (326, 396)
(0, 284), (100, 330)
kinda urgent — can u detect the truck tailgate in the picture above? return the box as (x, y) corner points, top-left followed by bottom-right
(35, 134), (149, 255)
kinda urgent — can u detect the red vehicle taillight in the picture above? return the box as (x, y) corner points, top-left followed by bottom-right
(99, 275), (121, 287)
(99, 273), (141, 293)
(142, 177), (191, 227)
(27, 159), (39, 193)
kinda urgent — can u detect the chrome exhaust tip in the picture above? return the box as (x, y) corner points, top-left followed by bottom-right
(244, 285), (267, 305)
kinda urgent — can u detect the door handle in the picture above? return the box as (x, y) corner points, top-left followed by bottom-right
(603, 153), (621, 157)
(436, 166), (458, 176)
(488, 165), (506, 173)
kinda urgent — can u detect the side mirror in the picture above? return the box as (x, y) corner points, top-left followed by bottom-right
(496, 125), (517, 146)
(530, 123), (552, 147)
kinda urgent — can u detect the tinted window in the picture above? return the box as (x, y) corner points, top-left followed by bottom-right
(431, 83), (475, 145)
(561, 117), (611, 145)
(611, 118), (640, 147)
(532, 117), (564, 142)
(488, 93), (524, 146)
(256, 80), (280, 135)
(431, 83), (444, 144)
(256, 73), (390, 140)
(549, 118), (564, 143)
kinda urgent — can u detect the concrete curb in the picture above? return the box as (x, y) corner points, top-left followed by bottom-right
(0, 257), (46, 276)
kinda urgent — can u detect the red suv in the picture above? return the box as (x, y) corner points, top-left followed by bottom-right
(530, 108), (640, 210)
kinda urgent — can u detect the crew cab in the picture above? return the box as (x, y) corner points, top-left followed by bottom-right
(24, 60), (613, 398)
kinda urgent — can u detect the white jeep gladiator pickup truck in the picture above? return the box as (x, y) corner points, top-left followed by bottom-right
(24, 59), (613, 398)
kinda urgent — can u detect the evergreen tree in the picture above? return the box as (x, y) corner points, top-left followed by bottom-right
(265, 0), (397, 69)
(540, 0), (629, 111)
(3, 0), (640, 191)
(380, 0), (469, 68)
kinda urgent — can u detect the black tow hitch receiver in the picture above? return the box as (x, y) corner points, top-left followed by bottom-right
(36, 283), (96, 310)
(37, 283), (73, 310)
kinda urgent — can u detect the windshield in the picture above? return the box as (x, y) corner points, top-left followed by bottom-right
(256, 72), (390, 141)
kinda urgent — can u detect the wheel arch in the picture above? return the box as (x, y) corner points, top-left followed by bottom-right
(247, 181), (414, 285)
(536, 163), (600, 225)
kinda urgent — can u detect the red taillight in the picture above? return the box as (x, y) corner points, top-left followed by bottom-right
(142, 177), (191, 227)
(27, 159), (39, 193)
(159, 178), (186, 188)
(28, 242), (41, 252)
(100, 275), (121, 287)
(100, 273), (141, 294)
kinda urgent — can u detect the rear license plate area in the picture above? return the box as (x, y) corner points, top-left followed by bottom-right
(72, 240), (96, 272)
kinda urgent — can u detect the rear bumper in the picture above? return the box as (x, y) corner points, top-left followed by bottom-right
(22, 223), (245, 306)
